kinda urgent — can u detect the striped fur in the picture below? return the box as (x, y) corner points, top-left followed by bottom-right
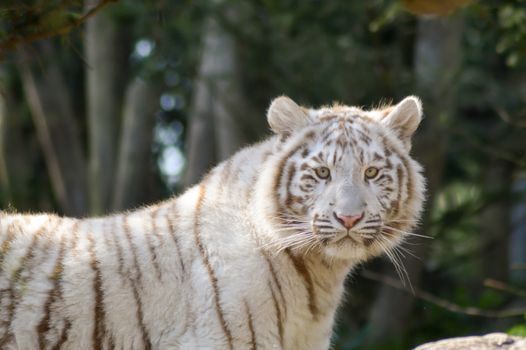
(0, 96), (425, 349)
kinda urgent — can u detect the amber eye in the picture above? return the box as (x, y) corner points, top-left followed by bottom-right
(364, 167), (379, 179)
(315, 166), (331, 179)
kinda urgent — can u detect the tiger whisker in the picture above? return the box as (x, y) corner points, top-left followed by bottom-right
(303, 240), (320, 256)
(260, 231), (314, 250)
(387, 237), (422, 246)
(375, 237), (412, 291)
(273, 226), (310, 233)
(275, 220), (311, 225)
(262, 235), (311, 248)
(386, 219), (418, 223)
(376, 239), (402, 282)
(276, 236), (314, 249)
(382, 225), (433, 240)
(392, 243), (420, 260)
(276, 236), (317, 254)
(273, 214), (311, 222)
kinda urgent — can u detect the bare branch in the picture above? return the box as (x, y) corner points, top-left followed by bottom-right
(362, 270), (526, 318)
(448, 127), (526, 167)
(484, 278), (526, 299)
(512, 263), (526, 270)
(0, 0), (118, 54)
(492, 103), (526, 128)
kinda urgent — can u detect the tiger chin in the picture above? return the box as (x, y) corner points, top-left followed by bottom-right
(0, 96), (425, 349)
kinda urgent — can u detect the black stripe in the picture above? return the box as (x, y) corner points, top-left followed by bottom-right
(150, 208), (165, 280)
(244, 300), (257, 350)
(122, 216), (152, 350)
(51, 222), (81, 349)
(285, 249), (318, 320)
(193, 183), (234, 350)
(269, 281), (284, 347)
(2, 220), (58, 345)
(109, 217), (126, 280)
(52, 319), (71, 350)
(166, 202), (185, 276)
(88, 231), (107, 350)
(143, 215), (162, 280)
(37, 221), (74, 348)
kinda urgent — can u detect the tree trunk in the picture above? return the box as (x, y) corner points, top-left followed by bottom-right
(510, 171), (526, 286)
(479, 159), (512, 281)
(183, 11), (249, 187)
(0, 68), (10, 205)
(0, 69), (43, 211)
(18, 42), (87, 216)
(85, 0), (131, 214)
(112, 78), (159, 211)
(364, 15), (463, 346)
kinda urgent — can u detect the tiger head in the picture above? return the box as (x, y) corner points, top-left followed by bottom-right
(258, 96), (425, 262)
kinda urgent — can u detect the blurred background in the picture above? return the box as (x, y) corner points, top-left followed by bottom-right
(1, 0), (526, 348)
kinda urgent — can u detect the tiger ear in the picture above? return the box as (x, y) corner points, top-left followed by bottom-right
(380, 96), (422, 150)
(267, 96), (311, 135)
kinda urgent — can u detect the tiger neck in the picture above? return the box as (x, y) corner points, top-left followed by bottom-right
(208, 137), (278, 210)
(198, 136), (357, 330)
(282, 248), (357, 328)
(244, 135), (358, 301)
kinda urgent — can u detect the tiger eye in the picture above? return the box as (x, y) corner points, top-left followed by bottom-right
(315, 166), (331, 179)
(364, 166), (379, 179)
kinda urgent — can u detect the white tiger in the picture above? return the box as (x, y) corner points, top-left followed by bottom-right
(0, 96), (425, 349)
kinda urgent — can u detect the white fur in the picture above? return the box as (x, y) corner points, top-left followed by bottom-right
(0, 96), (425, 349)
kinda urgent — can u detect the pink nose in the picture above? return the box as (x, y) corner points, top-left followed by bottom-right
(334, 212), (363, 229)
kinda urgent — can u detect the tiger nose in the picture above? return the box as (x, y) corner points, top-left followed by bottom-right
(334, 212), (363, 229)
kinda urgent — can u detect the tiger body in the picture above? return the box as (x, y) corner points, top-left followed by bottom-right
(0, 96), (425, 350)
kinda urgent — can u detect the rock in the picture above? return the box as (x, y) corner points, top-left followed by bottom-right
(414, 333), (526, 350)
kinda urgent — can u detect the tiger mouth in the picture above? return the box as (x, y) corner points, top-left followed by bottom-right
(311, 220), (384, 247)
(323, 230), (377, 245)
(333, 234), (359, 244)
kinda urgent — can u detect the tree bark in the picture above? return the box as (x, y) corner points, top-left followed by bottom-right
(0, 69), (43, 211)
(85, 0), (131, 214)
(364, 15), (463, 346)
(205, 16), (249, 161)
(510, 172), (526, 286)
(18, 42), (87, 216)
(479, 159), (512, 281)
(0, 68), (10, 204)
(183, 11), (250, 187)
(112, 78), (159, 211)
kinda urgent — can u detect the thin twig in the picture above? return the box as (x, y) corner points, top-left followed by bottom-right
(492, 103), (526, 128)
(0, 0), (118, 53)
(512, 263), (526, 270)
(484, 278), (526, 299)
(362, 269), (526, 318)
(448, 127), (526, 167)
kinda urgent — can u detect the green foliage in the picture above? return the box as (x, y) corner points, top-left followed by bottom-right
(496, 3), (526, 67)
(509, 323), (526, 336)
